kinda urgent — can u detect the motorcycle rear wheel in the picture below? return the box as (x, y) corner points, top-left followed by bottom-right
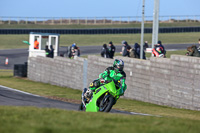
(99, 96), (115, 112)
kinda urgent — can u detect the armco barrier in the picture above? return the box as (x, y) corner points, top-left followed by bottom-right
(1, 27), (200, 34)
(28, 55), (200, 111)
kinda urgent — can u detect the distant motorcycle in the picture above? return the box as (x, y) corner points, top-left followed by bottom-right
(152, 47), (165, 58)
(79, 79), (122, 112)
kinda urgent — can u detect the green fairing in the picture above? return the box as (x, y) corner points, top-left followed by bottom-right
(99, 69), (127, 96)
(84, 67), (127, 112)
(85, 80), (119, 112)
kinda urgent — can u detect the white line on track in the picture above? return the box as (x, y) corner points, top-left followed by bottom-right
(130, 112), (162, 117)
(0, 85), (40, 97)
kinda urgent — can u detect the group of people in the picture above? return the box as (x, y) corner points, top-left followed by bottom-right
(100, 40), (149, 60)
(45, 45), (54, 58)
(120, 40), (167, 59)
(101, 41), (116, 59)
(67, 43), (80, 59)
(120, 40), (148, 59)
(66, 40), (168, 60)
(34, 38), (54, 58)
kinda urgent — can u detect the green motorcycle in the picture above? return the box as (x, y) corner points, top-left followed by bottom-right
(79, 78), (121, 112)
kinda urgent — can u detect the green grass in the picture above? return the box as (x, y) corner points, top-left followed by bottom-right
(1, 22), (200, 29)
(1, 106), (200, 133)
(1, 70), (200, 132)
(0, 32), (199, 49)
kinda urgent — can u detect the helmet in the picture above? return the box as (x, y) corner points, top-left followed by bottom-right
(72, 43), (76, 47)
(113, 59), (124, 71)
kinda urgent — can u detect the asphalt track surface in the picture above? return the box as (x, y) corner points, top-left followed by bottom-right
(0, 43), (195, 70)
(0, 85), (159, 116)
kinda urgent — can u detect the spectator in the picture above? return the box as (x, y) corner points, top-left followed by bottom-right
(48, 45), (54, 58)
(108, 41), (116, 59)
(197, 38), (200, 52)
(120, 40), (125, 55)
(77, 46), (81, 57)
(120, 41), (131, 57)
(101, 44), (110, 58)
(128, 48), (137, 58)
(72, 43), (80, 57)
(72, 43), (77, 49)
(143, 41), (149, 51)
(68, 43), (80, 58)
(45, 45), (50, 57)
(69, 46), (75, 59)
(34, 39), (39, 49)
(134, 43), (140, 58)
(133, 43), (146, 59)
(156, 40), (166, 57)
(186, 45), (200, 57)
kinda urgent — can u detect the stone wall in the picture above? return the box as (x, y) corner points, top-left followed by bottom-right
(28, 56), (86, 90)
(28, 55), (200, 111)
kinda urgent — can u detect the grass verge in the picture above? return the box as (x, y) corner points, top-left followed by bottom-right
(0, 32), (199, 49)
(1, 106), (200, 133)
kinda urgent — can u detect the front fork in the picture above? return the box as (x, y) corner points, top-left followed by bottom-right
(81, 88), (87, 108)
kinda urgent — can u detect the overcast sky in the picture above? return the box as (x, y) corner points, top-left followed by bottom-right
(0, 0), (199, 17)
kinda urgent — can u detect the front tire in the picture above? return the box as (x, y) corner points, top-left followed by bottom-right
(99, 96), (115, 112)
(78, 102), (85, 111)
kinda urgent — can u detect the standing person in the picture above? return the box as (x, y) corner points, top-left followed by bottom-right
(34, 39), (39, 49)
(68, 43), (78, 58)
(120, 41), (131, 57)
(73, 43), (80, 57)
(108, 41), (116, 59)
(77, 47), (81, 57)
(143, 41), (149, 51)
(134, 43), (140, 58)
(45, 45), (50, 57)
(69, 47), (75, 59)
(132, 43), (146, 59)
(197, 38), (200, 52)
(48, 45), (54, 58)
(101, 44), (110, 58)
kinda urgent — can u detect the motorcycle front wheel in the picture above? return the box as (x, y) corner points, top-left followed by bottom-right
(78, 102), (86, 111)
(99, 96), (115, 112)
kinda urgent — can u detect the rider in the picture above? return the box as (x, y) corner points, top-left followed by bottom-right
(85, 59), (127, 98)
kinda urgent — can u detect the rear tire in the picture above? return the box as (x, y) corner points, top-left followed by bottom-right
(99, 96), (115, 112)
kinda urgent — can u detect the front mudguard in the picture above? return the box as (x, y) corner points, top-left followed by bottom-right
(85, 87), (108, 112)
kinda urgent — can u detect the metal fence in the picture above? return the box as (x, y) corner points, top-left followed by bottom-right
(0, 15), (200, 25)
